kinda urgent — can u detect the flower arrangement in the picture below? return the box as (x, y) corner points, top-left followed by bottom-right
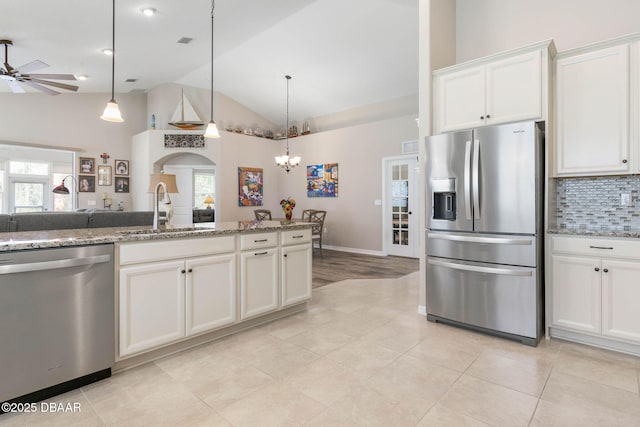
(280, 197), (296, 220)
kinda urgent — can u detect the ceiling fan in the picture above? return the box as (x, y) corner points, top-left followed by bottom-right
(0, 39), (79, 95)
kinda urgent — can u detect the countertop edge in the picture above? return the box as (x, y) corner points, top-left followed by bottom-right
(547, 229), (640, 239)
(0, 221), (313, 251)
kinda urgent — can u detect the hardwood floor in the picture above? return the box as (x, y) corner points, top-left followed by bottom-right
(312, 249), (419, 288)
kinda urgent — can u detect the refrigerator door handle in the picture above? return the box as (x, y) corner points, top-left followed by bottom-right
(472, 139), (480, 220)
(464, 140), (472, 220)
(427, 233), (533, 246)
(428, 258), (533, 277)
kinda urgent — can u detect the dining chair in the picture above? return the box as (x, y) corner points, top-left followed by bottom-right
(301, 209), (315, 222)
(309, 210), (327, 257)
(254, 209), (272, 220)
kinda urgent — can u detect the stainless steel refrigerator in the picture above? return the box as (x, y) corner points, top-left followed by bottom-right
(425, 120), (544, 346)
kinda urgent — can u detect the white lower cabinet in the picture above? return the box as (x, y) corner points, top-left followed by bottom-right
(549, 236), (640, 352)
(601, 259), (640, 341)
(118, 230), (312, 359)
(118, 236), (237, 358)
(281, 229), (312, 307)
(551, 255), (601, 333)
(119, 260), (186, 357)
(240, 248), (278, 319)
(186, 254), (237, 336)
(281, 244), (312, 307)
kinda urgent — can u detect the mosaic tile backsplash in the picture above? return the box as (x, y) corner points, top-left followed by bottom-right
(551, 176), (640, 231)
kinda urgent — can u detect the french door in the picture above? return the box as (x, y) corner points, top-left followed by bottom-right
(383, 155), (418, 258)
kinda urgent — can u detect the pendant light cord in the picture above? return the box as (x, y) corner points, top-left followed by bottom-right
(210, 0), (215, 121)
(285, 75), (291, 155)
(110, 0), (115, 101)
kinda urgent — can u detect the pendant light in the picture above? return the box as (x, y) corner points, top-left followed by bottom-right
(101, 0), (124, 122)
(204, 0), (220, 138)
(275, 75), (300, 172)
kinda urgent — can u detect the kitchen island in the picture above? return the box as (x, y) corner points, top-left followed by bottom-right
(0, 220), (313, 373)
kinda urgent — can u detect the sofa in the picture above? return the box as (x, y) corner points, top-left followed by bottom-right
(192, 209), (215, 223)
(0, 210), (154, 232)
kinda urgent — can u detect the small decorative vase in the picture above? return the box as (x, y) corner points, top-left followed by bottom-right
(285, 211), (292, 221)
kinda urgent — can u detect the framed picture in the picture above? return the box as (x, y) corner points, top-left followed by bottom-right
(307, 163), (339, 197)
(115, 160), (129, 176)
(78, 175), (95, 192)
(237, 167), (263, 206)
(98, 165), (112, 186)
(115, 177), (130, 193)
(79, 157), (96, 174)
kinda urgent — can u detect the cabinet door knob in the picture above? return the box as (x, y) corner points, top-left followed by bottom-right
(622, 159), (628, 164)
(594, 267), (600, 272)
(486, 114), (491, 119)
(181, 269), (186, 274)
(603, 268), (609, 273)
(480, 116), (484, 120)
(188, 268), (193, 273)
(284, 254), (288, 258)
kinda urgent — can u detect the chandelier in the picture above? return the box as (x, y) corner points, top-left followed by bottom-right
(275, 75), (300, 172)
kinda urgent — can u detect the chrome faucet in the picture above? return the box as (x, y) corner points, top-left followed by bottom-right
(152, 181), (171, 230)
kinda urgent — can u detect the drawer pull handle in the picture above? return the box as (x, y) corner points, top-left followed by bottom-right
(292, 235), (304, 239)
(254, 239), (268, 243)
(254, 251), (268, 256)
(589, 246), (614, 250)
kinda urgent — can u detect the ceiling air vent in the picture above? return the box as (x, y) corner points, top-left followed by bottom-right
(177, 37), (193, 44)
(402, 140), (419, 154)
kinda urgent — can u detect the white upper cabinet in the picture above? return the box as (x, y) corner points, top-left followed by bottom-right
(433, 41), (553, 134)
(485, 51), (542, 126)
(555, 43), (630, 176)
(434, 65), (486, 132)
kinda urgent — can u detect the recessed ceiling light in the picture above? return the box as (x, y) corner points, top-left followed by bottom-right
(141, 7), (156, 16)
(75, 74), (88, 81)
(102, 48), (113, 56)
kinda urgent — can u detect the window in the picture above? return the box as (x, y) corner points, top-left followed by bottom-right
(12, 180), (47, 212)
(193, 169), (215, 209)
(10, 161), (49, 175)
(0, 145), (74, 213)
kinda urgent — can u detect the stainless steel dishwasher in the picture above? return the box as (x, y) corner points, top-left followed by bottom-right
(0, 244), (114, 406)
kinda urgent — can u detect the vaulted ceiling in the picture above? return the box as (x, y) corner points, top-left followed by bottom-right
(0, 0), (418, 125)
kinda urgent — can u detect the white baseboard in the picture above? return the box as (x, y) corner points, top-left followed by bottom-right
(320, 244), (385, 257)
(417, 305), (426, 316)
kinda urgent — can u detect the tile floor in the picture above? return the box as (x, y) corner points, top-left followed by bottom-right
(2, 272), (640, 426)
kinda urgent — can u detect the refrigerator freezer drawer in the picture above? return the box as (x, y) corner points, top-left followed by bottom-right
(427, 231), (537, 267)
(426, 257), (540, 341)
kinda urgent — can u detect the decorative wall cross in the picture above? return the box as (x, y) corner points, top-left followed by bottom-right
(100, 152), (110, 164)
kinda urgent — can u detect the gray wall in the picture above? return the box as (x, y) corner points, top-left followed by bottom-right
(456, 0), (640, 62)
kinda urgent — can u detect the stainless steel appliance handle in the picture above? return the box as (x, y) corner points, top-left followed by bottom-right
(464, 140), (472, 220)
(428, 258), (532, 276)
(0, 254), (112, 275)
(472, 139), (480, 220)
(427, 233), (532, 245)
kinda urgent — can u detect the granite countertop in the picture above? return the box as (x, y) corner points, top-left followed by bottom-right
(548, 228), (640, 239)
(0, 220), (312, 251)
